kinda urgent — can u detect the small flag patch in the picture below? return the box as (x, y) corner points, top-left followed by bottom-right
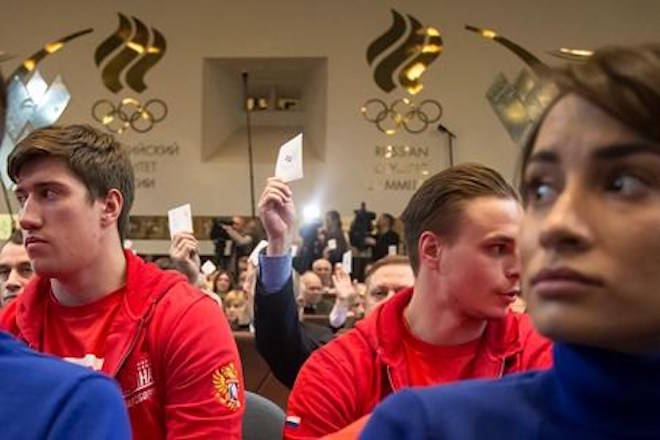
(285, 415), (301, 428)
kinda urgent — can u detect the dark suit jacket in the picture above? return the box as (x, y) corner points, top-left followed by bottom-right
(254, 277), (334, 388)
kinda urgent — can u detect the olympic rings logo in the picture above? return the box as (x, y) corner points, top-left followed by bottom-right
(92, 97), (168, 134)
(360, 98), (443, 135)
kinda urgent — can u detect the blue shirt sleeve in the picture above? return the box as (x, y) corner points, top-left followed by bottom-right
(258, 253), (292, 294)
(49, 375), (132, 439)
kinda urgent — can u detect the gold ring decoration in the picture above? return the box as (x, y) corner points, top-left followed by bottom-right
(360, 98), (442, 135)
(92, 97), (167, 134)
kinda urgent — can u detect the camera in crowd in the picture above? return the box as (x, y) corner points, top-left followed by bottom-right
(349, 202), (376, 251)
(210, 217), (234, 242)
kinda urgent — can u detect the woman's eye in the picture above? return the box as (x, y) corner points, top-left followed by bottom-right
(608, 174), (646, 196)
(525, 180), (557, 205)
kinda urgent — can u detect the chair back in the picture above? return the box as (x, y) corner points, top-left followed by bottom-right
(242, 391), (285, 440)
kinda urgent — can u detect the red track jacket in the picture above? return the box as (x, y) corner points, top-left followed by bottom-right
(0, 251), (244, 439)
(284, 287), (552, 439)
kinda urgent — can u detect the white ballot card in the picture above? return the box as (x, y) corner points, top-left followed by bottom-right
(168, 204), (193, 239)
(201, 260), (217, 276)
(328, 238), (337, 250)
(291, 245), (298, 256)
(275, 133), (303, 182)
(388, 244), (397, 256)
(342, 250), (352, 274)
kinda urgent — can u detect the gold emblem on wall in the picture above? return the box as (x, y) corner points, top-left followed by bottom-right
(1, 28), (93, 200)
(362, 9), (444, 136)
(464, 25), (588, 141)
(465, 25), (550, 77)
(361, 98), (442, 135)
(92, 13), (168, 134)
(367, 9), (443, 95)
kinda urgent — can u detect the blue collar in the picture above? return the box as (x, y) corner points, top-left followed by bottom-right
(550, 343), (660, 435)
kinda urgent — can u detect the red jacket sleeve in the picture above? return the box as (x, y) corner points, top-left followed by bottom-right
(158, 293), (245, 439)
(284, 339), (364, 439)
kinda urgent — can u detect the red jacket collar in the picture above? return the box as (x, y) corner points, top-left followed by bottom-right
(12, 251), (185, 353)
(354, 286), (526, 387)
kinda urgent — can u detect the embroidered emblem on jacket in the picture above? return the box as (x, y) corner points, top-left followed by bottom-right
(126, 358), (155, 408)
(212, 362), (241, 410)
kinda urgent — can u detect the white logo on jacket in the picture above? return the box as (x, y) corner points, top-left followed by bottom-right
(126, 358), (156, 408)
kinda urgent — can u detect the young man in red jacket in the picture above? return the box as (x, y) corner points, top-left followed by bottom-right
(0, 125), (244, 439)
(258, 164), (552, 439)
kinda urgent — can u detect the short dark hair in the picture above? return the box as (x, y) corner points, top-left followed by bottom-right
(212, 269), (235, 294)
(401, 163), (519, 275)
(381, 213), (395, 228)
(8, 125), (135, 239)
(520, 44), (660, 181)
(365, 255), (410, 285)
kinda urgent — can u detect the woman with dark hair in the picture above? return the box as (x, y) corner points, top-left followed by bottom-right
(322, 210), (349, 265)
(361, 44), (660, 439)
(212, 269), (234, 300)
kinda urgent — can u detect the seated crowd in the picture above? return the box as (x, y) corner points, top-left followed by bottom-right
(0, 43), (658, 439)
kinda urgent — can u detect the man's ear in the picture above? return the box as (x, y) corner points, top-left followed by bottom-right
(100, 189), (124, 229)
(417, 231), (444, 273)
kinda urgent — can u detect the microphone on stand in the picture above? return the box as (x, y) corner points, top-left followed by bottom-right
(241, 71), (256, 218)
(437, 122), (457, 166)
(437, 122), (457, 138)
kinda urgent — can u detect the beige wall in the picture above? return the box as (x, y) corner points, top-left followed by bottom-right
(2, 0), (659, 223)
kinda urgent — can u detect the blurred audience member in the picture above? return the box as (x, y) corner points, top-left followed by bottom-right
(294, 218), (324, 273)
(363, 256), (413, 315)
(367, 213), (400, 261)
(212, 269), (234, 300)
(349, 202), (376, 254)
(211, 216), (259, 275)
(238, 270), (249, 293)
(241, 261), (257, 325)
(226, 217), (258, 269)
(299, 271), (333, 315)
(322, 210), (349, 266)
(330, 256), (413, 330)
(224, 290), (252, 331)
(312, 258), (333, 293)
(237, 255), (249, 275)
(0, 229), (32, 307)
